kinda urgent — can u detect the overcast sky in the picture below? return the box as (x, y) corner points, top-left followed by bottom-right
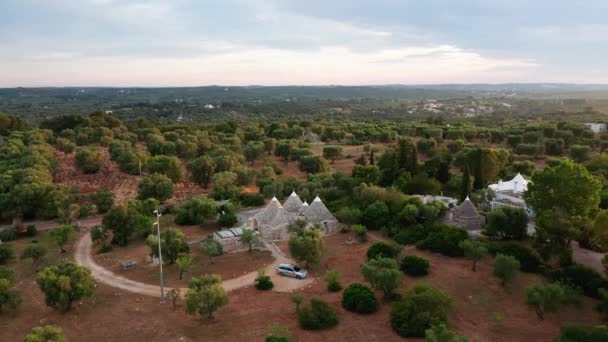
(1, 0), (607, 87)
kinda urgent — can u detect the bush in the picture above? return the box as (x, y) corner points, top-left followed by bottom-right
(548, 264), (608, 299)
(416, 225), (468, 257)
(147, 155), (182, 182)
(367, 241), (400, 260)
(485, 206), (528, 240)
(487, 242), (542, 273)
(297, 298), (338, 330)
(0, 266), (14, 284)
(352, 224), (368, 242)
(175, 197), (218, 225)
(75, 147), (102, 174)
(254, 269), (274, 291)
(558, 324), (608, 341)
(400, 255), (430, 276)
(237, 193), (265, 207)
(97, 245), (113, 254)
(0, 227), (17, 242)
(90, 189), (114, 214)
(324, 270), (342, 292)
(24, 325), (67, 342)
(25, 225), (38, 237)
(0, 244), (14, 265)
(394, 224), (428, 245)
(390, 284), (452, 337)
(341, 283), (378, 314)
(493, 254), (520, 286)
(138, 173), (174, 201)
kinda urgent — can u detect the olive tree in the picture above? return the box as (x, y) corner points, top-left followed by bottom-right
(36, 262), (94, 312)
(361, 257), (403, 299)
(146, 228), (190, 264)
(185, 274), (228, 320)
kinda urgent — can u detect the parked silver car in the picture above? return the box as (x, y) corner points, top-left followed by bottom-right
(276, 263), (308, 279)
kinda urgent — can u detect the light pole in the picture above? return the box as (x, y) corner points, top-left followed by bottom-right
(153, 210), (165, 304)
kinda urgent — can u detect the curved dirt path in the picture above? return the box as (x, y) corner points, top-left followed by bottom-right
(74, 233), (313, 298)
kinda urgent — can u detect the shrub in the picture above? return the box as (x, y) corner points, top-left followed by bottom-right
(416, 225), (468, 257)
(25, 225), (38, 237)
(97, 245), (113, 254)
(148, 155), (182, 182)
(487, 242), (542, 273)
(367, 241), (400, 260)
(75, 147), (102, 174)
(138, 173), (174, 201)
(341, 283), (378, 314)
(493, 254), (520, 286)
(352, 224), (368, 242)
(254, 269), (274, 291)
(362, 257), (402, 299)
(90, 189), (114, 214)
(0, 227), (17, 242)
(394, 224), (428, 245)
(0, 244), (14, 265)
(324, 270), (342, 292)
(0, 266), (14, 284)
(400, 255), (430, 276)
(175, 197), (218, 225)
(485, 206), (528, 240)
(548, 264), (608, 299)
(390, 284), (452, 337)
(237, 193), (265, 207)
(558, 324), (608, 341)
(297, 298), (338, 330)
(24, 325), (67, 342)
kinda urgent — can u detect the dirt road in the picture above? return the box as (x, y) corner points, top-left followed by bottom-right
(74, 232), (313, 298)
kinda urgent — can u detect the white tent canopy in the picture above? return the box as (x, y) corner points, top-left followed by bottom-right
(488, 173), (528, 194)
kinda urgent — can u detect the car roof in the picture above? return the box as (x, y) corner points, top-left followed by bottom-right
(278, 263), (295, 268)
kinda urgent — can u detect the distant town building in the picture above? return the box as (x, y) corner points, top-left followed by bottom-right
(584, 123), (607, 134)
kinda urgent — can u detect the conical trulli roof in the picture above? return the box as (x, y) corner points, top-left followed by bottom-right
(453, 197), (481, 220)
(268, 208), (291, 228)
(303, 196), (336, 223)
(283, 191), (304, 212)
(254, 197), (283, 224)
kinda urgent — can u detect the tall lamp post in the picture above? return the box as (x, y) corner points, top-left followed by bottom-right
(153, 210), (165, 304)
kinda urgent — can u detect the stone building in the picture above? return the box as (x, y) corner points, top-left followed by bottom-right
(250, 191), (339, 240)
(450, 196), (485, 231)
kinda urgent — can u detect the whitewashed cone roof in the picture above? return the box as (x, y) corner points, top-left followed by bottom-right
(283, 191), (304, 212)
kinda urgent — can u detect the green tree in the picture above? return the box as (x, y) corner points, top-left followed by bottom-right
(103, 205), (153, 246)
(299, 155), (329, 174)
(174, 197), (217, 225)
(200, 238), (223, 263)
(526, 282), (580, 320)
(176, 255), (193, 280)
(263, 138), (276, 155)
(185, 274), (228, 320)
(138, 173), (174, 201)
(0, 277), (21, 313)
(240, 229), (258, 252)
(36, 262), (94, 312)
(148, 155), (182, 182)
(24, 325), (67, 342)
(485, 206), (528, 240)
(90, 225), (109, 245)
(425, 323), (469, 342)
(361, 257), (403, 299)
(362, 201), (390, 229)
(493, 254), (520, 286)
(397, 138), (418, 175)
(146, 228), (190, 264)
(390, 284), (452, 337)
(288, 223), (323, 267)
(90, 189), (114, 214)
(275, 141), (292, 162)
(75, 147), (102, 174)
(190, 155), (216, 188)
(20, 243), (47, 264)
(244, 141), (264, 165)
(0, 244), (14, 265)
(525, 159), (601, 218)
(49, 225), (72, 253)
(324, 270), (341, 292)
(322, 145), (343, 163)
(459, 240), (488, 272)
(336, 207), (362, 225)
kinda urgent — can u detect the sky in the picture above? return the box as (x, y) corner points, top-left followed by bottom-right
(1, 0), (607, 87)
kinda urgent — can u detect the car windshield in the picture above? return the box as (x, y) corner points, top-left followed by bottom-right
(293, 266), (301, 272)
